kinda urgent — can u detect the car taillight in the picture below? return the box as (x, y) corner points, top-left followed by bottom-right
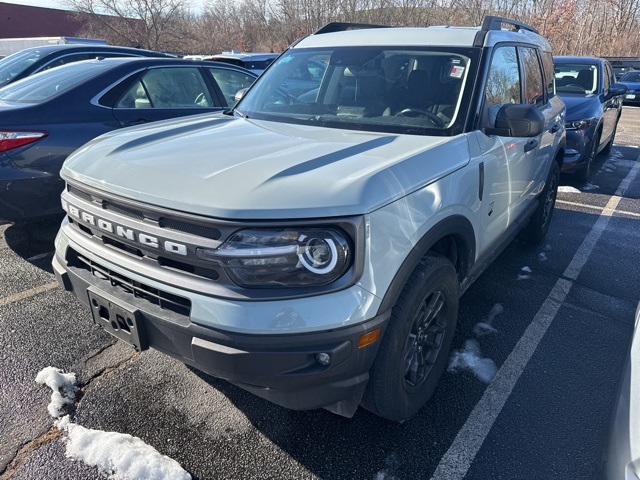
(0, 131), (48, 153)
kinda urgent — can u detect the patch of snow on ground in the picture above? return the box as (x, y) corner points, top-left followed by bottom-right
(521, 266), (532, 273)
(473, 303), (503, 337)
(448, 339), (498, 383)
(36, 367), (191, 480)
(582, 183), (599, 191)
(558, 186), (582, 193)
(55, 417), (191, 480)
(35, 367), (78, 418)
(516, 274), (530, 281)
(611, 149), (624, 158)
(538, 252), (548, 261)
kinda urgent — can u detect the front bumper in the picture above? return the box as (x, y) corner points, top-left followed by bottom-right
(53, 226), (389, 415)
(561, 128), (594, 174)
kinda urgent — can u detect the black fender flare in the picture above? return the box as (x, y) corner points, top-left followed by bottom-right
(376, 215), (476, 314)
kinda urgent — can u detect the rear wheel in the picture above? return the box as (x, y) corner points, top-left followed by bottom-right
(520, 161), (559, 244)
(362, 254), (459, 422)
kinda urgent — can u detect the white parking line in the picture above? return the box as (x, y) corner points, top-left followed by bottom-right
(0, 282), (59, 308)
(430, 159), (640, 479)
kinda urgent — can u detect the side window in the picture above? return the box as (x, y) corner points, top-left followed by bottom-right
(541, 51), (555, 98)
(116, 68), (213, 108)
(149, 67), (211, 108)
(116, 79), (150, 108)
(521, 47), (544, 106)
(604, 63), (612, 92)
(483, 46), (521, 126)
(207, 68), (255, 106)
(40, 53), (94, 72)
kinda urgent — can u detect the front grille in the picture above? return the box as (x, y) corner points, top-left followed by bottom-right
(160, 218), (221, 240)
(67, 248), (191, 317)
(104, 201), (144, 221)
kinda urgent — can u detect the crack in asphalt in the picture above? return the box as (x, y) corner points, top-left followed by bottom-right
(0, 344), (140, 478)
(0, 428), (62, 480)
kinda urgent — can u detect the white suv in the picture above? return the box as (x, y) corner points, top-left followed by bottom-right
(53, 16), (565, 422)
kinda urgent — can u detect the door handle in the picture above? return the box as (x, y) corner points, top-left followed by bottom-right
(524, 139), (538, 152)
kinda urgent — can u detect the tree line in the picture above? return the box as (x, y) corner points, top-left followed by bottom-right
(64, 0), (640, 58)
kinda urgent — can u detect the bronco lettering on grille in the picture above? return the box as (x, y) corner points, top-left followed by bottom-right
(66, 202), (187, 256)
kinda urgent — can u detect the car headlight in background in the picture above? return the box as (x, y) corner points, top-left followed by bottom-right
(565, 118), (595, 130)
(196, 229), (352, 287)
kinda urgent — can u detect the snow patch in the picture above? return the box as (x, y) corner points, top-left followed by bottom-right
(516, 274), (530, 281)
(37, 367), (191, 480)
(55, 417), (191, 480)
(538, 252), (548, 262)
(35, 367), (78, 418)
(582, 183), (599, 191)
(473, 303), (503, 337)
(558, 186), (581, 193)
(611, 149), (624, 158)
(521, 266), (532, 273)
(448, 339), (497, 383)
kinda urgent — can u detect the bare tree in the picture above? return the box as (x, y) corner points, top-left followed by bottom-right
(64, 0), (194, 52)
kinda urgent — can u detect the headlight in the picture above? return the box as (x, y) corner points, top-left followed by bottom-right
(195, 229), (352, 287)
(565, 118), (595, 130)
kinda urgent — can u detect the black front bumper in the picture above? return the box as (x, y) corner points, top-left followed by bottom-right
(53, 252), (389, 416)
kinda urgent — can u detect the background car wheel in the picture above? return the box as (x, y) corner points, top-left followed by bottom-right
(520, 161), (560, 244)
(601, 121), (618, 156)
(577, 131), (600, 183)
(362, 253), (459, 422)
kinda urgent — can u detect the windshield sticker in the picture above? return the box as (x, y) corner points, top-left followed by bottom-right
(450, 65), (465, 78)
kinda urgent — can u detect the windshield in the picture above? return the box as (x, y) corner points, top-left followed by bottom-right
(0, 48), (46, 87)
(554, 63), (599, 94)
(0, 59), (115, 103)
(236, 46), (476, 136)
(620, 71), (640, 82)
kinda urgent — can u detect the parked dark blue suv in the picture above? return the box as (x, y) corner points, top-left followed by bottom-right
(554, 56), (627, 181)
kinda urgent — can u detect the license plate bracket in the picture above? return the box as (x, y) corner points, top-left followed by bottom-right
(87, 287), (148, 351)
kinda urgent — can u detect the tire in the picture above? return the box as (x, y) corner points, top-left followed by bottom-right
(520, 161), (559, 245)
(576, 131), (600, 183)
(362, 253), (459, 422)
(601, 120), (618, 156)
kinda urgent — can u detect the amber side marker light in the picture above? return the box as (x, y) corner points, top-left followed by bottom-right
(358, 328), (381, 348)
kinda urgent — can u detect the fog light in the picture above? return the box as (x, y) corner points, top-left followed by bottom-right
(315, 352), (331, 366)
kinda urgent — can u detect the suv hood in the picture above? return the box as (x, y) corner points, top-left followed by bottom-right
(62, 113), (469, 219)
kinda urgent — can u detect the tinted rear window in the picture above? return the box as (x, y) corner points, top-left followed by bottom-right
(0, 59), (116, 103)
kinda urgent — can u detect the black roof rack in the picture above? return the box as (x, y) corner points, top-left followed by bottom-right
(473, 16), (539, 47)
(314, 22), (390, 35)
(481, 16), (539, 35)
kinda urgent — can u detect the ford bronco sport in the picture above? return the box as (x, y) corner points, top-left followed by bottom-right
(53, 17), (565, 422)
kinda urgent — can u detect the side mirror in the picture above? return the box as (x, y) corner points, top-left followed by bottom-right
(607, 83), (628, 99)
(484, 103), (545, 137)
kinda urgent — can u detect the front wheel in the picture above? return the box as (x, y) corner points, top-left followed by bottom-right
(362, 254), (459, 422)
(520, 161), (559, 244)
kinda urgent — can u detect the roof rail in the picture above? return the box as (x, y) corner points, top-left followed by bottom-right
(481, 16), (539, 35)
(314, 22), (390, 35)
(473, 16), (539, 47)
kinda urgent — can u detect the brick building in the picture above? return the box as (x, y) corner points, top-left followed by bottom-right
(0, 2), (89, 38)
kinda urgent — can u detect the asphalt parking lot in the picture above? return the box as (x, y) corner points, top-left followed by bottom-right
(1, 106), (640, 480)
